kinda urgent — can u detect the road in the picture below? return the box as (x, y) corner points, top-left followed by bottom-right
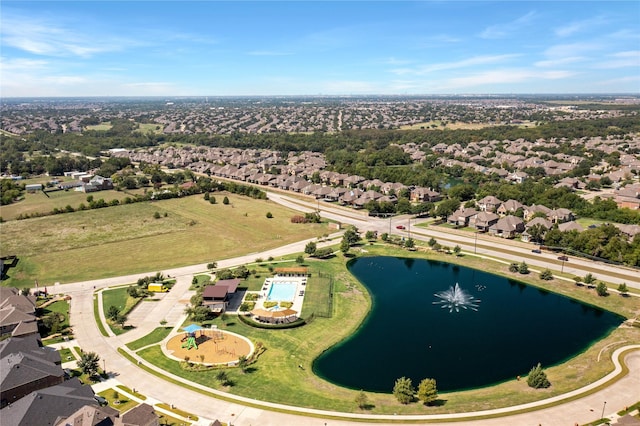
(47, 190), (639, 425)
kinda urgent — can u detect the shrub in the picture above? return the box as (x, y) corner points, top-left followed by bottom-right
(618, 283), (629, 296)
(539, 269), (553, 280)
(527, 363), (551, 388)
(508, 263), (519, 273)
(518, 261), (529, 274)
(266, 211), (273, 218)
(393, 376), (415, 404)
(417, 378), (438, 405)
(596, 282), (608, 296)
(222, 196), (229, 205)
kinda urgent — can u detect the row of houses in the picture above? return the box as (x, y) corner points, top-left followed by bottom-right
(447, 197), (640, 241)
(0, 288), (162, 426)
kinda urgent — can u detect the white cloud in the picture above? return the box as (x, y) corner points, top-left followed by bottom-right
(390, 54), (520, 76)
(555, 16), (608, 38)
(543, 42), (602, 59)
(445, 69), (575, 89)
(1, 10), (132, 58)
(480, 11), (537, 39)
(534, 56), (587, 68)
(594, 50), (640, 69)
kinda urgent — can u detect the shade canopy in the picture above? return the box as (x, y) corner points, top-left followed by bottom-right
(182, 324), (203, 333)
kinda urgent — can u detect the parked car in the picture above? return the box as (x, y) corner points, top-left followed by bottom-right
(396, 225), (406, 230)
(557, 255), (569, 261)
(531, 249), (542, 254)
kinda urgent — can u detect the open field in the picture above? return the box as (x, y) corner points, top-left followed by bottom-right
(0, 187), (132, 221)
(0, 194), (327, 287)
(135, 244), (640, 414)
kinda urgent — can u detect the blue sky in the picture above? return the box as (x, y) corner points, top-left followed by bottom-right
(1, 1), (639, 97)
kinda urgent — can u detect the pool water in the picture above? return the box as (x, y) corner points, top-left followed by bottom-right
(267, 282), (297, 302)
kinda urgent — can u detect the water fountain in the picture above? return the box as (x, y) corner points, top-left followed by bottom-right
(433, 283), (481, 312)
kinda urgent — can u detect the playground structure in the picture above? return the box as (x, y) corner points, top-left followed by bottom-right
(181, 333), (198, 350)
(166, 328), (252, 365)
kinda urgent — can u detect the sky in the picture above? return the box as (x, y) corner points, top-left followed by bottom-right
(1, 1), (639, 97)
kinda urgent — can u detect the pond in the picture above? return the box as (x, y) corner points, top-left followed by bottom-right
(312, 256), (623, 393)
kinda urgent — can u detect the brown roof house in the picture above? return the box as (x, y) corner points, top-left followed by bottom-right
(489, 216), (525, 239)
(471, 211), (500, 232)
(476, 196), (503, 212)
(447, 207), (477, 227)
(202, 279), (241, 313)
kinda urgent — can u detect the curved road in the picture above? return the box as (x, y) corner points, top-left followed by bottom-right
(49, 191), (639, 425)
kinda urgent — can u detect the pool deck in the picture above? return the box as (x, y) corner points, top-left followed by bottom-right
(257, 276), (306, 314)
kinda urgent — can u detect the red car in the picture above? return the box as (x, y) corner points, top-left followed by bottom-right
(396, 225), (406, 230)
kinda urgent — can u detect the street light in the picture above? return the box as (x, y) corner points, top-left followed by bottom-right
(474, 231), (478, 254)
(601, 401), (607, 421)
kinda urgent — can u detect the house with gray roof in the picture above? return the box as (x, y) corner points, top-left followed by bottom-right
(1, 351), (65, 407)
(489, 216), (525, 239)
(0, 379), (99, 426)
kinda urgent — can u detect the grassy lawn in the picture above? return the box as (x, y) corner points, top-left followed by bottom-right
(39, 299), (71, 329)
(126, 327), (173, 351)
(97, 388), (139, 413)
(135, 244), (639, 415)
(0, 194), (327, 287)
(0, 188), (130, 221)
(58, 347), (75, 362)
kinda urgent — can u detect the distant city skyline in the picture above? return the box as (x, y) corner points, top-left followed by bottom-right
(1, 1), (639, 97)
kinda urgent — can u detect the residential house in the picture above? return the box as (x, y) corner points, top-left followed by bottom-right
(523, 204), (552, 221)
(410, 187), (442, 203)
(547, 208), (574, 224)
(497, 199), (524, 216)
(471, 211), (500, 232)
(1, 352), (65, 407)
(476, 196), (503, 212)
(447, 207), (477, 227)
(0, 379), (100, 426)
(558, 221), (584, 233)
(489, 216), (525, 239)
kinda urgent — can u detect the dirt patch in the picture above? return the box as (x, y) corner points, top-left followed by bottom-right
(166, 330), (251, 364)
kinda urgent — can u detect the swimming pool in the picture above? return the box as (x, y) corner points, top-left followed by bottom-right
(267, 281), (297, 302)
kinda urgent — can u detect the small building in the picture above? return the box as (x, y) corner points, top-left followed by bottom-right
(202, 279), (241, 312)
(25, 184), (43, 193)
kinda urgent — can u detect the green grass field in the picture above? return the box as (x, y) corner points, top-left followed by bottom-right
(0, 187), (130, 221)
(0, 194), (327, 287)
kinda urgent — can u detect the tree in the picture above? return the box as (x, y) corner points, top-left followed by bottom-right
(209, 196), (217, 204)
(266, 211), (273, 218)
(207, 261), (217, 270)
(106, 305), (121, 321)
(342, 226), (360, 246)
(509, 263), (519, 273)
(518, 261), (529, 274)
(618, 282), (629, 296)
(355, 390), (369, 409)
(78, 351), (101, 377)
(539, 269), (553, 280)
(527, 224), (547, 244)
(392, 376), (415, 404)
(453, 245), (461, 256)
(583, 273), (596, 286)
(304, 241), (317, 255)
(295, 255), (304, 264)
(223, 196), (230, 205)
(238, 355), (249, 373)
(340, 238), (351, 255)
(404, 238), (415, 249)
(417, 378), (438, 405)
(527, 363), (551, 388)
(365, 230), (377, 241)
(436, 198), (461, 220)
(428, 237), (437, 247)
(596, 282), (608, 296)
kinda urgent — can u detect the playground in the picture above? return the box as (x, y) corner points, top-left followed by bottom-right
(165, 328), (253, 365)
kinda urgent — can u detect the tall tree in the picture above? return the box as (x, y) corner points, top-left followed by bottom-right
(417, 378), (438, 405)
(392, 376), (415, 404)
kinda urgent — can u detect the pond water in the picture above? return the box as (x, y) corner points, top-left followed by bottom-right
(312, 256), (623, 393)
